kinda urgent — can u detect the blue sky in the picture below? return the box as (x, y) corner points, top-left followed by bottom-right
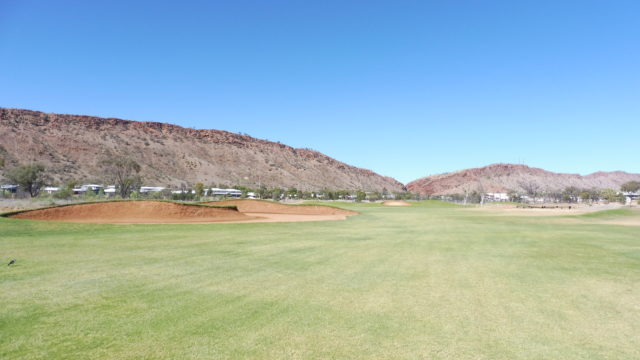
(1, 1), (638, 183)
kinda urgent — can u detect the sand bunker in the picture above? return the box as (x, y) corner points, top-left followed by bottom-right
(382, 200), (411, 207)
(207, 199), (357, 215)
(7, 200), (357, 224)
(204, 199), (357, 223)
(9, 201), (254, 224)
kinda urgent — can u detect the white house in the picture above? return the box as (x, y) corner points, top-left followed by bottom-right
(43, 187), (60, 194)
(623, 192), (639, 205)
(484, 192), (509, 202)
(210, 188), (242, 197)
(140, 186), (165, 194)
(73, 184), (104, 194)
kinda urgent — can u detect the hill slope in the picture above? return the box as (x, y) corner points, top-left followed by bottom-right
(407, 163), (640, 195)
(0, 108), (404, 192)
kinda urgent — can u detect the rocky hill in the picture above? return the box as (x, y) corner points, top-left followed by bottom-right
(407, 163), (640, 195)
(0, 108), (404, 192)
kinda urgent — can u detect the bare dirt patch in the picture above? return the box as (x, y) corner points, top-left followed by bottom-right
(206, 199), (357, 216)
(9, 201), (254, 224)
(467, 203), (625, 217)
(382, 200), (411, 207)
(7, 200), (357, 224)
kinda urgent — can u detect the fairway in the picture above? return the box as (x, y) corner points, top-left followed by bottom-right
(1, 202), (639, 359)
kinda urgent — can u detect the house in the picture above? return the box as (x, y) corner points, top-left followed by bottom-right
(210, 188), (242, 197)
(171, 189), (194, 194)
(623, 192), (639, 205)
(140, 186), (165, 194)
(43, 187), (60, 194)
(72, 184), (104, 194)
(1, 184), (19, 194)
(484, 192), (509, 202)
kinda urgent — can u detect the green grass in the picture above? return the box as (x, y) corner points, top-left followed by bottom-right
(579, 208), (637, 218)
(1, 203), (639, 359)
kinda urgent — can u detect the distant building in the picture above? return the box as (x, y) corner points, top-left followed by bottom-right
(73, 184), (103, 194)
(1, 184), (19, 194)
(209, 188), (242, 197)
(623, 192), (639, 205)
(140, 186), (165, 194)
(43, 187), (60, 194)
(484, 192), (509, 202)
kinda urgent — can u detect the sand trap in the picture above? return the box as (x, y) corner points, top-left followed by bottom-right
(9, 201), (254, 224)
(382, 200), (411, 207)
(206, 199), (357, 216)
(7, 200), (357, 224)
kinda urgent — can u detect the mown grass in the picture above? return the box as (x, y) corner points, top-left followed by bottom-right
(1, 203), (639, 359)
(579, 208), (637, 218)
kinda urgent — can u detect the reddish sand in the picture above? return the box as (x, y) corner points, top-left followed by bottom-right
(8, 200), (357, 224)
(382, 200), (411, 207)
(206, 199), (357, 216)
(10, 201), (254, 224)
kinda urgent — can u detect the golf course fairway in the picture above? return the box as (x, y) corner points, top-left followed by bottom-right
(1, 201), (639, 359)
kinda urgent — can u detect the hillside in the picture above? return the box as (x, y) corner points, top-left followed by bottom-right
(0, 108), (404, 192)
(407, 163), (640, 195)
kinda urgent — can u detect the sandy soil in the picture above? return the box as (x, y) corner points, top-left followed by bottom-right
(205, 199), (357, 216)
(8, 200), (357, 224)
(9, 201), (255, 224)
(382, 200), (411, 207)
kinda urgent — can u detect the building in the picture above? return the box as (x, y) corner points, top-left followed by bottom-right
(72, 184), (104, 195)
(209, 188), (242, 197)
(484, 192), (509, 202)
(623, 192), (639, 205)
(1, 184), (19, 194)
(43, 187), (60, 194)
(140, 186), (166, 194)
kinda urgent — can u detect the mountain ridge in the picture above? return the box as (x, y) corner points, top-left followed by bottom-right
(0, 107), (404, 192)
(407, 163), (640, 195)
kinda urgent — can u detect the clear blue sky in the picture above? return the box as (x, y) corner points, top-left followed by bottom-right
(1, 1), (638, 183)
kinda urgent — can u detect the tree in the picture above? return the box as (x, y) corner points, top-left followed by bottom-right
(194, 182), (205, 198)
(355, 190), (366, 202)
(6, 163), (49, 197)
(601, 188), (624, 203)
(98, 155), (142, 198)
(621, 181), (640, 193)
(562, 186), (580, 203)
(518, 180), (541, 203)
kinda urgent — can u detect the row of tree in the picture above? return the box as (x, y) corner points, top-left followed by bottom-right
(1, 155), (143, 198)
(1, 157), (412, 202)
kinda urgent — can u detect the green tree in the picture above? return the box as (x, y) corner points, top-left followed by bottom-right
(562, 186), (580, 203)
(194, 182), (205, 198)
(6, 163), (49, 197)
(620, 181), (640, 193)
(579, 191), (591, 203)
(368, 192), (381, 202)
(98, 155), (142, 198)
(355, 190), (366, 202)
(601, 188), (624, 203)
